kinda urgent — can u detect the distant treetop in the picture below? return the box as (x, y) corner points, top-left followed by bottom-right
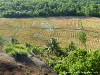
(0, 0), (100, 17)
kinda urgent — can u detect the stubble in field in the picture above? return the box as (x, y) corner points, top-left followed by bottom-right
(0, 17), (100, 49)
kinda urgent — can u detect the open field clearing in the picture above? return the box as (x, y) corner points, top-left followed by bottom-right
(0, 17), (100, 49)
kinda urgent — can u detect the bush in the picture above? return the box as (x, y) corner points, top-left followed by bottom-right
(46, 38), (63, 56)
(31, 46), (43, 55)
(12, 49), (28, 60)
(4, 44), (28, 60)
(68, 41), (76, 51)
(46, 48), (100, 75)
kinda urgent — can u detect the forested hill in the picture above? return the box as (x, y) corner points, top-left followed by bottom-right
(0, 0), (100, 17)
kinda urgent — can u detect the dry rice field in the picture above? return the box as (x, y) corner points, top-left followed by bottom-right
(0, 16), (100, 49)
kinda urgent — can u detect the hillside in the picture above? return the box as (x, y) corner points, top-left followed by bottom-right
(0, 46), (57, 75)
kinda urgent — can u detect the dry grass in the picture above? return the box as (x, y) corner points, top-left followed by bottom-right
(0, 17), (100, 49)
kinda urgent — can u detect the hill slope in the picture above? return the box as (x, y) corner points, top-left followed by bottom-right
(0, 46), (57, 75)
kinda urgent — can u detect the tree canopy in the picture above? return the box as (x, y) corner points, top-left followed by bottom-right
(0, 0), (100, 17)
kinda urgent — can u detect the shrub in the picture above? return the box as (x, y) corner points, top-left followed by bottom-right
(46, 38), (63, 56)
(46, 48), (100, 75)
(68, 41), (76, 51)
(4, 44), (28, 60)
(12, 49), (28, 60)
(31, 46), (43, 55)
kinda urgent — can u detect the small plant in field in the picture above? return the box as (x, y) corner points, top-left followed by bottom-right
(25, 43), (32, 48)
(46, 38), (63, 56)
(11, 37), (19, 44)
(68, 41), (76, 51)
(77, 31), (87, 49)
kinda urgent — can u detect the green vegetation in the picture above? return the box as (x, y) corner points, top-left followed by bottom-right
(68, 41), (76, 51)
(4, 44), (28, 60)
(2, 37), (100, 75)
(49, 49), (100, 75)
(46, 38), (64, 56)
(45, 39), (100, 75)
(31, 46), (43, 55)
(1, 0), (100, 17)
(0, 0), (100, 74)
(77, 31), (87, 49)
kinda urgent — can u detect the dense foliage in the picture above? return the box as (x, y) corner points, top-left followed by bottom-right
(1, 0), (100, 17)
(2, 37), (100, 75)
(46, 49), (100, 75)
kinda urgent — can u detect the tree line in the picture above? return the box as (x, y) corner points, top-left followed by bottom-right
(0, 0), (100, 17)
